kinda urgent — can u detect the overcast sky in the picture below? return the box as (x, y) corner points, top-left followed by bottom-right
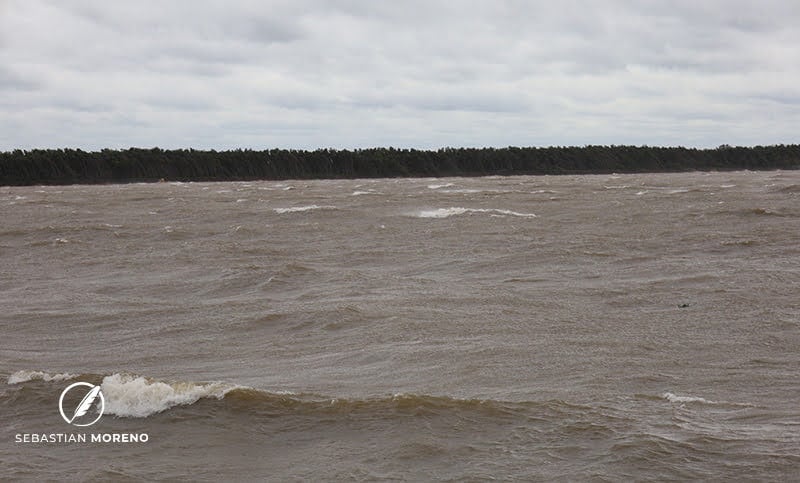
(1, 1), (798, 150)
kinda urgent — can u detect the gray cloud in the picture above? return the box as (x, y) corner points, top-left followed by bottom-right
(1, 0), (799, 150)
(0, 65), (40, 91)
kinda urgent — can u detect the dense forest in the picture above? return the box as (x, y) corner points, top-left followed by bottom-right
(1, 145), (799, 185)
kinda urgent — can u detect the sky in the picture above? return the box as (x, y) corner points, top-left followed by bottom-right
(1, 0), (799, 151)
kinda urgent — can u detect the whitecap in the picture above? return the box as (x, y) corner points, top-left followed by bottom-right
(662, 391), (753, 407)
(274, 205), (337, 214)
(100, 373), (237, 418)
(663, 392), (713, 404)
(8, 370), (77, 385)
(415, 207), (537, 219)
(427, 183), (454, 189)
(440, 189), (483, 194)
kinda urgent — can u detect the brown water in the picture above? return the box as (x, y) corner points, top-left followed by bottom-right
(1, 171), (799, 480)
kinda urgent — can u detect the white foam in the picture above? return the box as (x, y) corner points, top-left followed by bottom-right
(8, 370), (77, 385)
(100, 373), (235, 418)
(427, 183), (454, 189)
(663, 392), (713, 404)
(662, 391), (753, 407)
(440, 189), (483, 194)
(273, 205), (337, 214)
(417, 208), (469, 218)
(351, 190), (379, 196)
(415, 207), (537, 219)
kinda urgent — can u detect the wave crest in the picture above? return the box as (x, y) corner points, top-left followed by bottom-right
(100, 374), (237, 418)
(273, 205), (337, 214)
(415, 207), (537, 219)
(8, 370), (77, 385)
(6, 370), (585, 419)
(663, 392), (714, 404)
(661, 392), (753, 408)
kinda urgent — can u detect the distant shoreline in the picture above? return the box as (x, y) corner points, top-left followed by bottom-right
(2, 145), (799, 186)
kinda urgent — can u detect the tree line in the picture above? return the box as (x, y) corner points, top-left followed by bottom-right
(1, 145), (798, 185)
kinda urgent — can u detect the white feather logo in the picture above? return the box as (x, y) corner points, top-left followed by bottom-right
(70, 385), (101, 423)
(59, 382), (105, 426)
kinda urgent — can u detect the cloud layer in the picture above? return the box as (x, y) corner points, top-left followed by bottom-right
(2, 0), (799, 150)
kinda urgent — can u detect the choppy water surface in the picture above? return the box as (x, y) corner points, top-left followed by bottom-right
(2, 171), (799, 480)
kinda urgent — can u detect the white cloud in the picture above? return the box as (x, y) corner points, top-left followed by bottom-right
(1, 0), (799, 150)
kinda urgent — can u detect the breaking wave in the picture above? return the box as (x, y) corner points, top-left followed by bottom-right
(5, 371), (578, 419)
(662, 392), (752, 407)
(7, 371), (755, 423)
(100, 373), (238, 418)
(663, 392), (715, 404)
(8, 370), (77, 385)
(415, 207), (537, 218)
(273, 205), (337, 214)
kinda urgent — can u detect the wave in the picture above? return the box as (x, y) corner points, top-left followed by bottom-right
(739, 208), (790, 217)
(23, 372), (744, 423)
(663, 392), (715, 404)
(5, 371), (575, 419)
(662, 392), (752, 407)
(415, 207), (537, 219)
(8, 370), (77, 384)
(273, 205), (337, 214)
(772, 184), (800, 193)
(440, 189), (484, 194)
(100, 374), (239, 418)
(427, 183), (454, 189)
(714, 207), (794, 218)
